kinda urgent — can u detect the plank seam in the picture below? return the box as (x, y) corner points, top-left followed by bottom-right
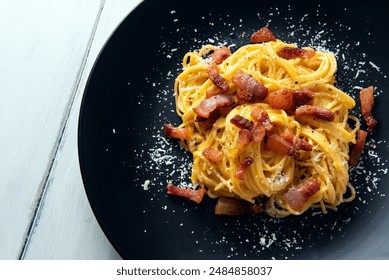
(18, 0), (107, 260)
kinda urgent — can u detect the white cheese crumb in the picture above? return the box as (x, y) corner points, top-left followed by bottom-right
(142, 179), (151, 190)
(369, 61), (380, 71)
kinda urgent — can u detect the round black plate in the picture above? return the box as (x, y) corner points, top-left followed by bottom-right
(78, 0), (389, 259)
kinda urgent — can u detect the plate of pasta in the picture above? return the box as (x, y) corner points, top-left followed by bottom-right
(78, 0), (389, 259)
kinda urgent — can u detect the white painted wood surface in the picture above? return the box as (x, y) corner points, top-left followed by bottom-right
(0, 0), (143, 259)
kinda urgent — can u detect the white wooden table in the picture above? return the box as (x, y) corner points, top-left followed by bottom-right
(0, 0), (143, 260)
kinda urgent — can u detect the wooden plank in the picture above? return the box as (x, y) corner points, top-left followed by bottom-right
(0, 0), (104, 259)
(21, 0), (143, 259)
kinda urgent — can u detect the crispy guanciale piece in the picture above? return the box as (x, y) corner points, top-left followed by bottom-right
(232, 71), (268, 103)
(348, 129), (368, 166)
(282, 178), (321, 211)
(202, 147), (222, 164)
(207, 63), (229, 92)
(250, 26), (277, 44)
(195, 110), (220, 130)
(359, 86), (377, 132)
(251, 106), (273, 131)
(163, 124), (189, 139)
(238, 129), (253, 146)
(293, 88), (315, 106)
(250, 123), (266, 143)
(231, 108), (272, 145)
(267, 88), (314, 113)
(267, 88), (296, 113)
(265, 133), (299, 159)
(282, 129), (312, 151)
(295, 105), (335, 122)
(230, 115), (254, 130)
(211, 46), (232, 64)
(195, 109), (220, 122)
(234, 157), (254, 179)
(167, 183), (205, 204)
(277, 47), (316, 59)
(215, 197), (264, 216)
(193, 94), (234, 119)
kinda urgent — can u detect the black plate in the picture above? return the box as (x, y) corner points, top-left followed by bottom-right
(78, 0), (389, 259)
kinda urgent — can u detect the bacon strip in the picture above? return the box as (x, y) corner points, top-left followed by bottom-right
(163, 124), (189, 139)
(265, 134), (299, 159)
(282, 129), (312, 151)
(360, 86), (377, 132)
(193, 94), (234, 119)
(282, 178), (321, 211)
(232, 71), (268, 103)
(234, 157), (254, 179)
(293, 89), (315, 106)
(251, 106), (273, 131)
(348, 129), (368, 166)
(167, 184), (205, 204)
(215, 197), (264, 216)
(250, 26), (277, 43)
(277, 47), (316, 59)
(207, 63), (229, 92)
(203, 147), (222, 164)
(238, 129), (253, 146)
(231, 108), (273, 145)
(250, 123), (266, 143)
(295, 105), (335, 122)
(267, 88), (296, 113)
(195, 109), (220, 122)
(267, 88), (314, 113)
(230, 115), (254, 130)
(211, 47), (231, 64)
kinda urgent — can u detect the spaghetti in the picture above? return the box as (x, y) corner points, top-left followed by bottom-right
(167, 27), (362, 217)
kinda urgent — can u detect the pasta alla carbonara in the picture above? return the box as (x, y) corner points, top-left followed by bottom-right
(165, 27), (362, 217)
